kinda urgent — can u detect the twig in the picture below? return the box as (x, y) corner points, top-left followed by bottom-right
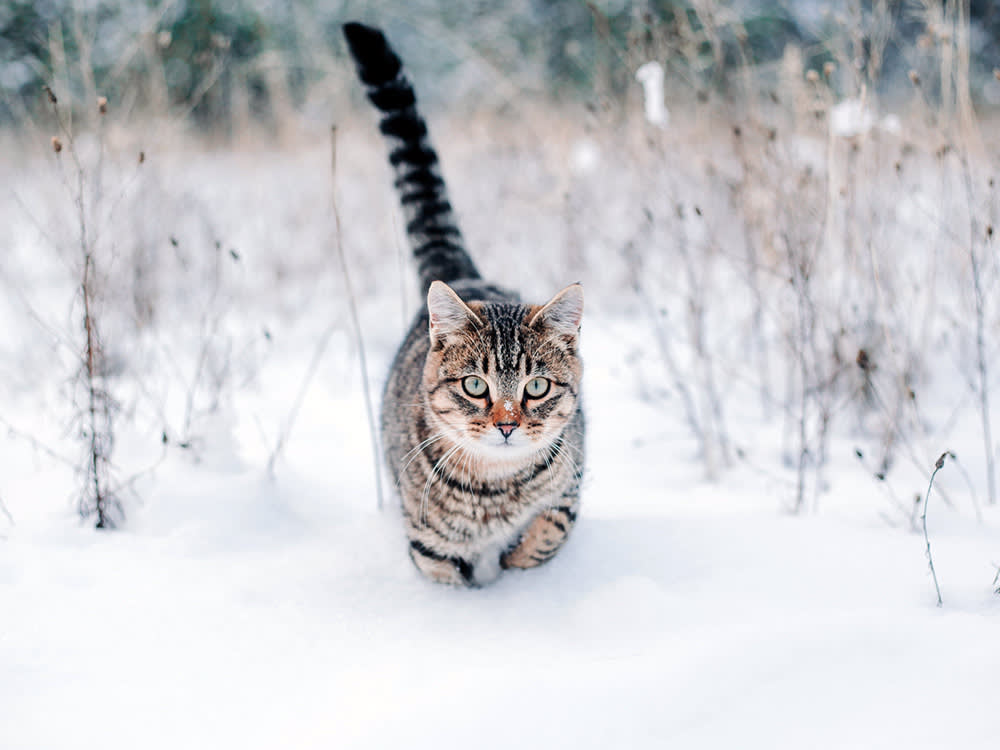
(0, 492), (14, 528)
(944, 451), (982, 523)
(111, 432), (170, 497)
(963, 162), (996, 506)
(48, 85), (119, 529)
(0, 414), (78, 469)
(632, 272), (708, 467)
(266, 319), (339, 478)
(921, 452), (948, 607)
(329, 125), (384, 511)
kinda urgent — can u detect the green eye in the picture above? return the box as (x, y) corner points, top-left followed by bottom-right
(462, 375), (489, 398)
(525, 377), (551, 399)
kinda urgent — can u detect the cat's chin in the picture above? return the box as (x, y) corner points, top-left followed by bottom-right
(469, 436), (547, 465)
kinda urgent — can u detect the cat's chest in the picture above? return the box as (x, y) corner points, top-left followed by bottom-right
(435, 476), (543, 539)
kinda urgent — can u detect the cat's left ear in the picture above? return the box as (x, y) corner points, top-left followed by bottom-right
(528, 283), (583, 336)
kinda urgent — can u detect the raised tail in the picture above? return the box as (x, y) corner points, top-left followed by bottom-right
(342, 22), (480, 295)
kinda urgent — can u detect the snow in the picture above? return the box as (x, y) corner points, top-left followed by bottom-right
(829, 97), (902, 137)
(1, 126), (999, 748)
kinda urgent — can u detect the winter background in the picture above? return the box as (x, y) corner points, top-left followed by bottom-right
(2, 1), (999, 747)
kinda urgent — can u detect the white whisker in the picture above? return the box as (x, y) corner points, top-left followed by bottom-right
(420, 442), (463, 526)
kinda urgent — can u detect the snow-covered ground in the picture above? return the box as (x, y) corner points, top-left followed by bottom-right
(2, 121), (998, 748)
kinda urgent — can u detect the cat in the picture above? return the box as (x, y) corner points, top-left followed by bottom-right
(343, 22), (585, 586)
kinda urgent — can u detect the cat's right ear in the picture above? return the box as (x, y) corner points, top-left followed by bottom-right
(427, 281), (481, 346)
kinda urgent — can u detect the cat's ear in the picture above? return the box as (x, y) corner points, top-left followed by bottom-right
(427, 281), (481, 345)
(529, 283), (584, 336)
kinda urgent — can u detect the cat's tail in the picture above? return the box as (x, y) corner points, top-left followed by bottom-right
(342, 22), (481, 295)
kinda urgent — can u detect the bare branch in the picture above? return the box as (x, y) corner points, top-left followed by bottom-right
(921, 452), (949, 607)
(329, 125), (385, 511)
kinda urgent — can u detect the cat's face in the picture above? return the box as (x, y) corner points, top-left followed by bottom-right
(423, 282), (583, 463)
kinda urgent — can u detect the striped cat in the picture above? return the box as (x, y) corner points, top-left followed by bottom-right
(343, 22), (585, 586)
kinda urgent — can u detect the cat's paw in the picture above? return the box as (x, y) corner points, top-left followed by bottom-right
(501, 507), (575, 570)
(409, 540), (474, 585)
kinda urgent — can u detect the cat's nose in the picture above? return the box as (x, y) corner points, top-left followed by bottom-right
(496, 422), (518, 439)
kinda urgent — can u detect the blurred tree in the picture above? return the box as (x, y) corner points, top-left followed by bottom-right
(1, 0), (998, 129)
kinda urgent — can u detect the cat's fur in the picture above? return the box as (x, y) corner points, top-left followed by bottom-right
(343, 22), (585, 586)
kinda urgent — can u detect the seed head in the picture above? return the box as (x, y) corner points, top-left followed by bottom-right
(157, 30), (172, 48)
(97, 96), (108, 115)
(51, 136), (63, 153)
(806, 69), (820, 83)
(823, 61), (835, 77)
(138, 150), (146, 164)
(856, 348), (871, 372)
(44, 85), (57, 104)
(908, 70), (920, 86)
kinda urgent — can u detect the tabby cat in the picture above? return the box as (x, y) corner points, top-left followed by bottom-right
(343, 22), (585, 586)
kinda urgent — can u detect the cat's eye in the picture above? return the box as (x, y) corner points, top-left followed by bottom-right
(524, 377), (551, 399)
(462, 375), (489, 398)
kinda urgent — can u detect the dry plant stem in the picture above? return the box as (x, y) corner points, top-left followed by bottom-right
(731, 132), (771, 417)
(0, 493), (14, 527)
(641, 287), (707, 461)
(922, 452), (948, 607)
(330, 126), (384, 511)
(266, 319), (339, 478)
(50, 92), (116, 528)
(786, 234), (817, 513)
(956, 8), (990, 505)
(623, 234), (708, 472)
(677, 217), (731, 473)
(865, 375), (957, 508)
(171, 52), (229, 124)
(945, 450), (982, 523)
(959, 154), (995, 506)
(82, 256), (111, 528)
(951, 15), (994, 504)
(0, 415), (77, 468)
(111, 437), (169, 499)
(181, 249), (225, 441)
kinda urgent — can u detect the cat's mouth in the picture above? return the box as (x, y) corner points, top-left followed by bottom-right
(472, 433), (544, 463)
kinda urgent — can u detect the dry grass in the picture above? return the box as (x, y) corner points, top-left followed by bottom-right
(1, 2), (997, 527)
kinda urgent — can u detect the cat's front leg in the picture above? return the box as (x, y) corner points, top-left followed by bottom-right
(409, 540), (474, 585)
(500, 504), (577, 570)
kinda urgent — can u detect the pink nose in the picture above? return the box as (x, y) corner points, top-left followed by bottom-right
(496, 422), (518, 439)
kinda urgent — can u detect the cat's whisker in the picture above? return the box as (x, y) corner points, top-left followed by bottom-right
(397, 432), (452, 488)
(420, 442), (463, 526)
(399, 429), (449, 466)
(550, 436), (584, 480)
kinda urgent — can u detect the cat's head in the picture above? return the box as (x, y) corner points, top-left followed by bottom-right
(422, 281), (583, 463)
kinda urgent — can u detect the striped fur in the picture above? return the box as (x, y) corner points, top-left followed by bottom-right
(344, 22), (585, 586)
(342, 22), (479, 294)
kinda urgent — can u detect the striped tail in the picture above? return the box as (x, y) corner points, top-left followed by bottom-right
(342, 22), (480, 295)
